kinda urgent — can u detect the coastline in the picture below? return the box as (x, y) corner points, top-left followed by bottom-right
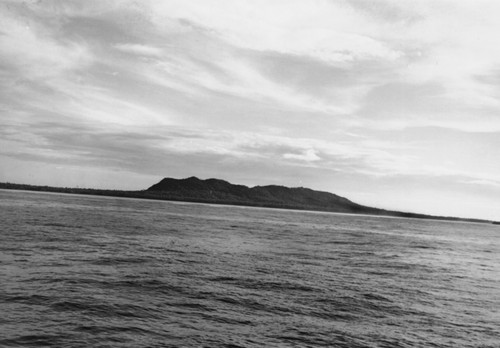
(1, 182), (497, 225)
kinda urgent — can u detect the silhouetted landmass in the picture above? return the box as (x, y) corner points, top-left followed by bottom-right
(0, 177), (497, 225)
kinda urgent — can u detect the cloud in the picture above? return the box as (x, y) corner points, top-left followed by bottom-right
(114, 43), (164, 56)
(4, 0), (500, 131)
(283, 149), (321, 162)
(0, 4), (92, 79)
(146, 0), (500, 132)
(461, 178), (500, 189)
(149, 0), (402, 62)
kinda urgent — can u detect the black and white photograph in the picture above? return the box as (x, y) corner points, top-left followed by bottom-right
(0, 0), (499, 347)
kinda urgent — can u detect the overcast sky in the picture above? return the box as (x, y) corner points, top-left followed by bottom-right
(1, 0), (500, 220)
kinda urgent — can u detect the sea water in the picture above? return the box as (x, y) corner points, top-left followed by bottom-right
(0, 189), (499, 347)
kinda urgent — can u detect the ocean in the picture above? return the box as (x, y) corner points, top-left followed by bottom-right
(0, 189), (499, 347)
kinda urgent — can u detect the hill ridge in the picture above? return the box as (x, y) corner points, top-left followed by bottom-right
(148, 176), (391, 215)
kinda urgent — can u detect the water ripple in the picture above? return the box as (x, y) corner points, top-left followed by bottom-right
(1, 190), (499, 347)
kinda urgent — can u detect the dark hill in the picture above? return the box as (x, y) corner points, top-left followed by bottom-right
(147, 176), (385, 214)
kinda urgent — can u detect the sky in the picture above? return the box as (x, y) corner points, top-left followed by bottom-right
(1, 0), (500, 220)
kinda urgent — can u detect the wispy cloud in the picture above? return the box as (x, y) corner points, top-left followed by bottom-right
(0, 3), (92, 79)
(114, 43), (164, 57)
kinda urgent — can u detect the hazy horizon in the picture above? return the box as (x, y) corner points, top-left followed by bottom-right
(1, 1), (500, 220)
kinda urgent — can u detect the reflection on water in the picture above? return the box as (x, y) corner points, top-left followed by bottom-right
(0, 190), (499, 347)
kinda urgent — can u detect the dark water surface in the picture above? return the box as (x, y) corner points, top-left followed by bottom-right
(1, 190), (499, 347)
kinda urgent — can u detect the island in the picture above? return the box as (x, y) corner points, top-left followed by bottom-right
(0, 176), (497, 224)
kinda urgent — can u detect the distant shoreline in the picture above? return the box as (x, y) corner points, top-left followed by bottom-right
(1, 181), (497, 225)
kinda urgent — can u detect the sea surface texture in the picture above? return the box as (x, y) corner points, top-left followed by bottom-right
(1, 190), (499, 347)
